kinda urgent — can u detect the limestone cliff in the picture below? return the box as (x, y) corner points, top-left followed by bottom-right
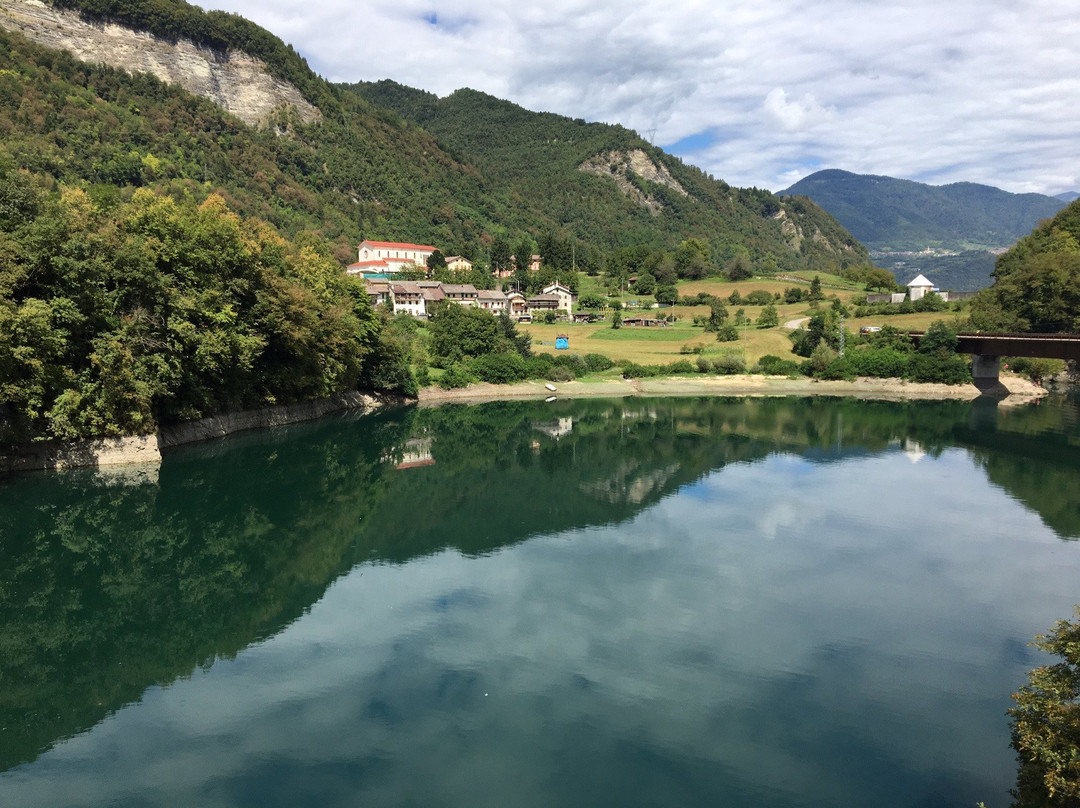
(579, 148), (688, 214)
(0, 0), (320, 126)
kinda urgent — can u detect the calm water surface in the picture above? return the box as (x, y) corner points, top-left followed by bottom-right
(2, 395), (1079, 808)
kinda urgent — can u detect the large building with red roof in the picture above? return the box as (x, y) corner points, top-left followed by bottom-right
(346, 240), (436, 275)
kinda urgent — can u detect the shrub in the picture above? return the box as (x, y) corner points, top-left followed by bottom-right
(905, 354), (971, 384)
(819, 356), (857, 380)
(621, 363), (662, 378)
(583, 353), (614, 372)
(553, 353), (588, 375)
(1007, 356), (1066, 383)
(668, 359), (696, 374)
(756, 355), (793, 375)
(524, 354), (555, 378)
(716, 323), (740, 342)
(547, 366), (575, 382)
(713, 355), (747, 375)
(696, 356), (713, 373)
(744, 290), (775, 306)
(469, 352), (527, 384)
(438, 363), (474, 389)
(846, 348), (908, 378)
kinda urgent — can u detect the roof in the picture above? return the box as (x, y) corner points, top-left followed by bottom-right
(907, 274), (934, 287)
(347, 259), (389, 270)
(441, 284), (478, 294)
(542, 282), (574, 294)
(359, 240), (436, 251)
(477, 289), (507, 300)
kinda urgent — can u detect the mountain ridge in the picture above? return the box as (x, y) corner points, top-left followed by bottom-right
(779, 168), (1065, 253)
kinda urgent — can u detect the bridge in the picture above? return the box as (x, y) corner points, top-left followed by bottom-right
(909, 331), (1080, 392)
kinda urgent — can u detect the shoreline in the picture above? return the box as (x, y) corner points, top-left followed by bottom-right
(0, 390), (403, 474)
(417, 373), (1049, 406)
(1, 375), (1049, 474)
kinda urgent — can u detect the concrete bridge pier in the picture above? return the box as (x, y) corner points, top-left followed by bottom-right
(971, 354), (1009, 397)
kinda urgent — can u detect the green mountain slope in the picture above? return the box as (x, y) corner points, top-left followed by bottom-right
(0, 0), (869, 275)
(780, 169), (1065, 253)
(345, 80), (869, 271)
(968, 199), (1080, 332)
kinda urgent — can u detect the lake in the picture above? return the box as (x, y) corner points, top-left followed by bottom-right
(1, 394), (1079, 808)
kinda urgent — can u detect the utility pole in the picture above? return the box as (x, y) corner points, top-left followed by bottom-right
(839, 316), (846, 357)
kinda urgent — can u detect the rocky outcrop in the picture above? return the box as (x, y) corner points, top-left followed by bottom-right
(0, 391), (402, 473)
(0, 0), (320, 126)
(579, 149), (688, 214)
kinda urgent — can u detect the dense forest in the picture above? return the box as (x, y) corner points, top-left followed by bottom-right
(968, 198), (1080, 332)
(0, 166), (413, 445)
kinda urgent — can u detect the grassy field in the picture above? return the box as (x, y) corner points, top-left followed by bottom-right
(518, 274), (965, 368)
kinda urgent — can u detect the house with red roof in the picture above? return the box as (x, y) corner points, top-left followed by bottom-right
(346, 240), (437, 275)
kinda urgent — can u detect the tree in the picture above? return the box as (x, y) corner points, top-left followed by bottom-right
(674, 238), (711, 280)
(427, 301), (501, 363)
(490, 235), (512, 275)
(632, 272), (656, 295)
(809, 275), (824, 300)
(757, 304), (779, 328)
(655, 285), (679, 306)
(705, 301), (728, 332)
(726, 250), (753, 281)
(918, 320), (959, 357)
(1009, 608), (1080, 808)
(426, 249), (447, 271)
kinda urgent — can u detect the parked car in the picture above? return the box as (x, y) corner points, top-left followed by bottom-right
(860, 326), (882, 335)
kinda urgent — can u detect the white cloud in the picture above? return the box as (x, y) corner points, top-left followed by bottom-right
(193, 0), (1080, 195)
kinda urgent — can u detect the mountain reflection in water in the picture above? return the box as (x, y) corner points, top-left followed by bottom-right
(1, 394), (1078, 808)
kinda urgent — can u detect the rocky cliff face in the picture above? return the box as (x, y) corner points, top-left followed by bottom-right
(579, 149), (688, 214)
(0, 0), (320, 126)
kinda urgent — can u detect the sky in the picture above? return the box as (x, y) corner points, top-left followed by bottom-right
(196, 0), (1080, 197)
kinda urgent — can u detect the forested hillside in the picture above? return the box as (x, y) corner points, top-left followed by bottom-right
(968, 199), (1080, 332)
(0, 0), (871, 275)
(0, 168), (414, 445)
(780, 169), (1064, 253)
(348, 80), (868, 272)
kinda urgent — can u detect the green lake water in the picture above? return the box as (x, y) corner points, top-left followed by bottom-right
(2, 394), (1079, 807)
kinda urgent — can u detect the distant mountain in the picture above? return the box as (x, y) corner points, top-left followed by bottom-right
(884, 251), (998, 293)
(1056, 192), (1080, 203)
(779, 169), (1065, 253)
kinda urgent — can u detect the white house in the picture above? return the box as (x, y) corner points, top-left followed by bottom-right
(541, 282), (577, 314)
(445, 255), (473, 272)
(390, 281), (445, 317)
(477, 289), (509, 314)
(906, 274), (935, 301)
(441, 284), (479, 307)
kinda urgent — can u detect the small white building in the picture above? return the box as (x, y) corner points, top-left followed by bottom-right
(391, 281), (445, 317)
(906, 274), (935, 301)
(477, 289), (509, 314)
(444, 255), (473, 272)
(541, 282), (577, 314)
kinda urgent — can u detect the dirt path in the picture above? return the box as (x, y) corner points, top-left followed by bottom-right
(784, 317), (810, 330)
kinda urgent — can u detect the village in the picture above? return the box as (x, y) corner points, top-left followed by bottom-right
(349, 238), (579, 322)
